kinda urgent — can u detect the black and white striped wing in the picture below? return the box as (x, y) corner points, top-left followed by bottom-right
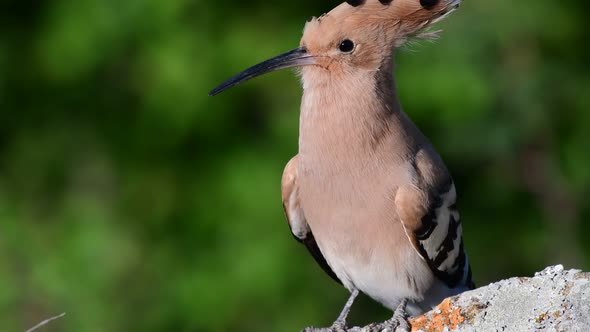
(397, 179), (474, 289)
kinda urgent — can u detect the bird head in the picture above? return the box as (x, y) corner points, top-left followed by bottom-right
(209, 0), (461, 96)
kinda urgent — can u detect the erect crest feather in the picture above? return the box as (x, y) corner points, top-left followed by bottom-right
(304, 0), (460, 48)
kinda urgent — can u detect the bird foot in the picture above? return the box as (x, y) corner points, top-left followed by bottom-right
(301, 293), (412, 332)
(374, 298), (410, 332)
(373, 319), (409, 332)
(329, 319), (348, 332)
(300, 319), (347, 332)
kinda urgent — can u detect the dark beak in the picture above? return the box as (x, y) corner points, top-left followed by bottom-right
(209, 47), (314, 96)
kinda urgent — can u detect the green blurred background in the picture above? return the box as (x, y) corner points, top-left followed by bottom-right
(1, 0), (589, 331)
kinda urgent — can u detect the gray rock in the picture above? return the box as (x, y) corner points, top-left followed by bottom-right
(411, 265), (590, 332)
(303, 265), (590, 332)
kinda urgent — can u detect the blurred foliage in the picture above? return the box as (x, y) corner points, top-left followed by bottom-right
(0, 0), (589, 331)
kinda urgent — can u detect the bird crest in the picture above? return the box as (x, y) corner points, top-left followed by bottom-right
(303, 0), (461, 49)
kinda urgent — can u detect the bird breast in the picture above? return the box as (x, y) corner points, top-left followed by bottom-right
(297, 146), (434, 308)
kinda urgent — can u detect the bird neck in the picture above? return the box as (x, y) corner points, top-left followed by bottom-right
(298, 59), (417, 169)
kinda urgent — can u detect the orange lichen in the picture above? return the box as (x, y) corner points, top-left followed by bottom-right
(536, 312), (549, 323)
(409, 299), (465, 332)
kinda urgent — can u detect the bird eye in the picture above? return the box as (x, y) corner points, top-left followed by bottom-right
(339, 39), (355, 53)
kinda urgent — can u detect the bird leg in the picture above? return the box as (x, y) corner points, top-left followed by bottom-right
(379, 298), (410, 332)
(330, 289), (359, 331)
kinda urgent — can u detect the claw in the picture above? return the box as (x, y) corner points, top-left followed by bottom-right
(378, 298), (410, 332)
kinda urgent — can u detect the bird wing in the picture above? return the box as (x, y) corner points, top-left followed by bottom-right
(281, 155), (341, 284)
(395, 150), (474, 289)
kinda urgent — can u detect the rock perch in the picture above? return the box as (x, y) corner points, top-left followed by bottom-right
(303, 265), (590, 332)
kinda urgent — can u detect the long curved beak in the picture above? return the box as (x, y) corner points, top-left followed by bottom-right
(209, 47), (314, 96)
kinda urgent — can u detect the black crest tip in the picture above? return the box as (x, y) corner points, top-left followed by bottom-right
(420, 0), (439, 9)
(346, 0), (365, 7)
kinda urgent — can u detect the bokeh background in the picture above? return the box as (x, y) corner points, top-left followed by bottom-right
(1, 0), (589, 331)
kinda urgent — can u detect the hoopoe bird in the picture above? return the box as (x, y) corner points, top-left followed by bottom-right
(210, 0), (474, 330)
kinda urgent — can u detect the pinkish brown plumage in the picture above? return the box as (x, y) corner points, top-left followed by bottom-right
(210, 0), (472, 330)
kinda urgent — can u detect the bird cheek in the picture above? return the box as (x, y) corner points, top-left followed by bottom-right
(352, 50), (380, 71)
(314, 57), (335, 71)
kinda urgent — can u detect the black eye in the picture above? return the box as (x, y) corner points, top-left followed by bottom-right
(420, 0), (439, 9)
(339, 39), (355, 53)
